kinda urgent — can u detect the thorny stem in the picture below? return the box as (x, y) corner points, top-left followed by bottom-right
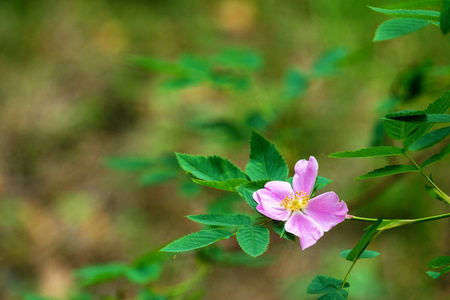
(404, 152), (450, 205)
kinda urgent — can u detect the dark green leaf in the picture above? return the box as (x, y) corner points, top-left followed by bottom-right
(409, 127), (450, 151)
(192, 178), (249, 191)
(236, 180), (269, 211)
(374, 18), (431, 42)
(329, 146), (404, 158)
(428, 255), (450, 268)
(307, 275), (349, 294)
(356, 165), (419, 179)
(385, 109), (425, 118)
(187, 214), (252, 226)
(245, 131), (289, 181)
(368, 6), (440, 20)
(236, 224), (270, 257)
(105, 157), (154, 171)
(382, 119), (418, 140)
(283, 69), (308, 100)
(176, 153), (247, 182)
(385, 113), (450, 123)
(340, 249), (380, 260)
(161, 229), (233, 252)
(271, 220), (296, 241)
(441, 0), (450, 34)
(318, 290), (349, 300)
(346, 217), (383, 261)
(312, 176), (332, 195)
(426, 185), (448, 203)
(74, 263), (128, 286)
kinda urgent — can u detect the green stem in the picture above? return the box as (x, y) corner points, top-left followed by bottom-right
(404, 152), (450, 205)
(346, 213), (450, 229)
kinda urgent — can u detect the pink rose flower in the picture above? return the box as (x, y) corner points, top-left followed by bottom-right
(253, 156), (348, 250)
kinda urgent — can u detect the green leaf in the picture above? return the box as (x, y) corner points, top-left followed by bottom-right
(356, 165), (419, 179)
(374, 18), (431, 42)
(409, 126), (450, 151)
(312, 48), (347, 77)
(137, 290), (167, 300)
(236, 224), (270, 257)
(428, 255), (450, 268)
(313, 176), (332, 194)
(212, 48), (262, 71)
(307, 275), (349, 295)
(441, 0), (450, 34)
(125, 264), (161, 284)
(105, 157), (154, 171)
(161, 229), (233, 252)
(369, 6), (440, 21)
(187, 214), (252, 226)
(176, 153), (247, 182)
(346, 217), (383, 261)
(74, 263), (128, 286)
(140, 170), (177, 186)
(270, 220), (296, 241)
(385, 113), (450, 123)
(236, 180), (269, 211)
(422, 144), (450, 167)
(384, 109), (425, 118)
(427, 271), (442, 279)
(245, 131), (289, 181)
(404, 91), (450, 148)
(283, 69), (308, 100)
(192, 178), (249, 191)
(329, 146), (405, 158)
(425, 185), (447, 202)
(340, 249), (380, 260)
(24, 295), (56, 300)
(382, 119), (418, 140)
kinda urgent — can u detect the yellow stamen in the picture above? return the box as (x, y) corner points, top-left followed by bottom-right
(280, 191), (309, 211)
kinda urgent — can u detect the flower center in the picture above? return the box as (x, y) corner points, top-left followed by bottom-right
(280, 191), (309, 211)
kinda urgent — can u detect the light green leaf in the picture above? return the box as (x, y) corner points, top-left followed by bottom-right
(283, 69), (308, 100)
(125, 264), (161, 284)
(346, 217), (383, 261)
(369, 6), (440, 20)
(176, 153), (247, 182)
(236, 224), (270, 257)
(427, 271), (442, 279)
(374, 18), (431, 42)
(192, 178), (249, 191)
(161, 229), (233, 252)
(422, 144), (450, 168)
(236, 180), (269, 211)
(105, 157), (154, 171)
(357, 165), (419, 179)
(409, 126), (450, 151)
(428, 255), (450, 268)
(340, 249), (380, 260)
(245, 131), (289, 181)
(140, 170), (177, 186)
(74, 263), (128, 286)
(307, 275), (349, 294)
(329, 146), (405, 158)
(187, 214), (252, 226)
(212, 48), (262, 71)
(441, 0), (450, 34)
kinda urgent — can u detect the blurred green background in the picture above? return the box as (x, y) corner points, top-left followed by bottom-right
(0, 0), (449, 299)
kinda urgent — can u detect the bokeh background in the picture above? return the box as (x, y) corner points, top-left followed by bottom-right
(0, 0), (449, 299)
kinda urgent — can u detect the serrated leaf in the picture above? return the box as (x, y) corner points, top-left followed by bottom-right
(421, 138), (450, 168)
(374, 18), (431, 42)
(192, 178), (249, 191)
(318, 290), (349, 300)
(236, 180), (269, 211)
(382, 119), (418, 140)
(369, 6), (440, 21)
(74, 263), (128, 286)
(176, 153), (247, 182)
(245, 131), (289, 181)
(340, 249), (380, 260)
(356, 165), (419, 179)
(236, 225), (270, 257)
(187, 214), (252, 226)
(161, 229), (233, 252)
(283, 69), (308, 100)
(105, 157), (154, 171)
(409, 126), (450, 151)
(307, 275), (349, 295)
(441, 0), (450, 34)
(346, 217), (383, 261)
(270, 220), (296, 241)
(428, 255), (450, 268)
(385, 109), (426, 118)
(329, 146), (405, 158)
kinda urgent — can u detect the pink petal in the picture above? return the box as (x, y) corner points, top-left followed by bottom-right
(264, 181), (294, 200)
(285, 210), (324, 250)
(303, 192), (348, 232)
(293, 156), (318, 196)
(253, 189), (291, 221)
